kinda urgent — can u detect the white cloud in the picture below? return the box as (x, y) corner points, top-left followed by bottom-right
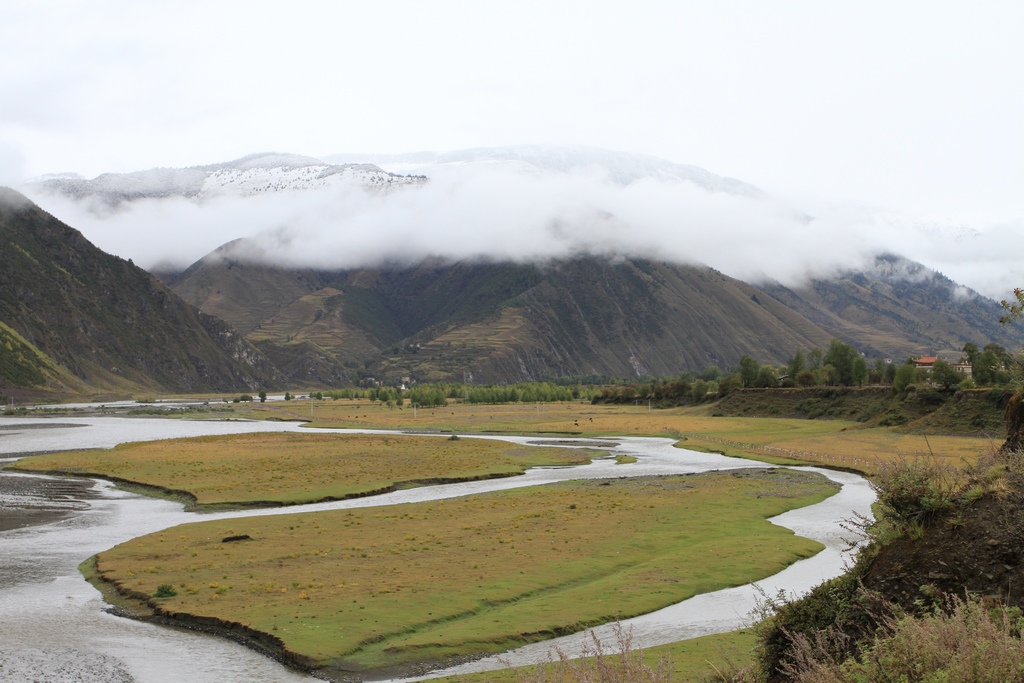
(0, 142), (26, 186)
(3, 1), (1022, 228)
(29, 163), (979, 296)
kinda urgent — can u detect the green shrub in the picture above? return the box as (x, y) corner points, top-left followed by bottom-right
(751, 571), (878, 680)
(154, 584), (177, 598)
(876, 411), (909, 427)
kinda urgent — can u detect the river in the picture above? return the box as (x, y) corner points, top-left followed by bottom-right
(0, 416), (874, 682)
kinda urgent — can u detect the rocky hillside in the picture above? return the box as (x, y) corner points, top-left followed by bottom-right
(20, 147), (1024, 387)
(0, 188), (283, 395)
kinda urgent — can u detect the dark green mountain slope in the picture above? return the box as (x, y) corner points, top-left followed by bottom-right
(0, 188), (282, 393)
(0, 319), (85, 396)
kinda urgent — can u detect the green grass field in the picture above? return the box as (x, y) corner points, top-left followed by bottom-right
(7, 433), (593, 507)
(96, 469), (835, 675)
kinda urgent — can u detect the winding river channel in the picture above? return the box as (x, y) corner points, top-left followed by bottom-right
(0, 416), (875, 682)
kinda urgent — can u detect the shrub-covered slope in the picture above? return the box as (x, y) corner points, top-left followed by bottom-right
(753, 453), (1024, 682)
(711, 386), (1009, 436)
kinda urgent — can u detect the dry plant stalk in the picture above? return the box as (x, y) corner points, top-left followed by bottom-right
(499, 623), (671, 683)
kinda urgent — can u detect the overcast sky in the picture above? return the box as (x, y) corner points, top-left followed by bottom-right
(2, 2), (1023, 294)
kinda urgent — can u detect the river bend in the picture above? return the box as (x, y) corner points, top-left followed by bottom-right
(0, 417), (874, 682)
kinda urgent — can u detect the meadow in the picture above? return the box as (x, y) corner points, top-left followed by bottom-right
(241, 398), (996, 475)
(95, 469), (836, 676)
(8, 433), (593, 507)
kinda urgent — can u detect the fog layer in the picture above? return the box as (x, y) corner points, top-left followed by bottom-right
(25, 164), (1021, 300)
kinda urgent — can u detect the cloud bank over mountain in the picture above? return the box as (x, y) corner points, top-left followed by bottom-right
(23, 150), (1023, 300)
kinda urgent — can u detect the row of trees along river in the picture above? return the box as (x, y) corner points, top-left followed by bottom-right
(259, 339), (1017, 410)
(592, 339), (1018, 408)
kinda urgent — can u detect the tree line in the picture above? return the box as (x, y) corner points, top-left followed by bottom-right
(306, 382), (598, 408)
(591, 339), (1019, 407)
(277, 340), (1017, 410)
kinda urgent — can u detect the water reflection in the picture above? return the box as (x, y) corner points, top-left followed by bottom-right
(0, 417), (873, 682)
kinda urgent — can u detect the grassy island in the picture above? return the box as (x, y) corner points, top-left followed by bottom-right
(93, 468), (837, 676)
(7, 432), (595, 508)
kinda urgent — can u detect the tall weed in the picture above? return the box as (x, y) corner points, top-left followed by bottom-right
(501, 623), (671, 683)
(780, 596), (1024, 682)
(871, 455), (968, 527)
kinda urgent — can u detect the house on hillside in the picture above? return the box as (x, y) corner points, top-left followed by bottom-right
(952, 362), (972, 376)
(913, 355), (973, 377)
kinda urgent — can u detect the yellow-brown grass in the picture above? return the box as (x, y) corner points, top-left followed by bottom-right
(239, 400), (995, 476)
(9, 433), (592, 507)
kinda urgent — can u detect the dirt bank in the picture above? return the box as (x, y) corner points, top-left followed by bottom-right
(862, 479), (1024, 609)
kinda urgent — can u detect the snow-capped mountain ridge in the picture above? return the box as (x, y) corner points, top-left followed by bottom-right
(23, 146), (757, 210)
(23, 152), (425, 207)
(18, 145), (1015, 302)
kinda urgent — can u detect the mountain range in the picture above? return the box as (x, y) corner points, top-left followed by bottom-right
(162, 241), (1022, 386)
(8, 147), (1024, 394)
(322, 145), (761, 194)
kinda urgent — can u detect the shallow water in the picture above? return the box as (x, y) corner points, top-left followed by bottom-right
(0, 416), (874, 682)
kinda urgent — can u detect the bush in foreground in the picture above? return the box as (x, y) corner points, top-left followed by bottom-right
(778, 596), (1024, 682)
(746, 451), (1024, 681)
